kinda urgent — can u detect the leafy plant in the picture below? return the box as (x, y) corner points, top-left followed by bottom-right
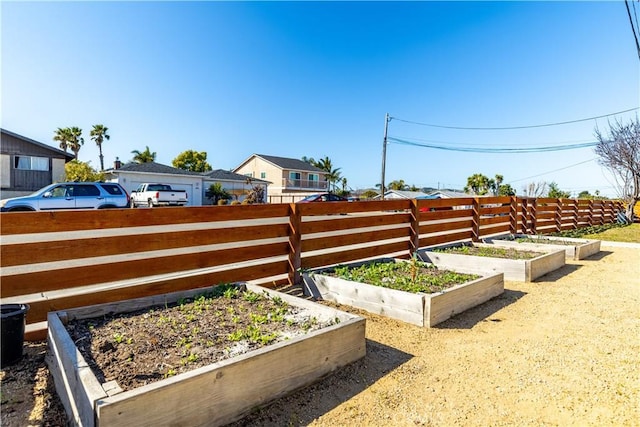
(330, 260), (479, 294)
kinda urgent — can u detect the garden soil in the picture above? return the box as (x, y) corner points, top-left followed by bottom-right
(1, 245), (639, 426)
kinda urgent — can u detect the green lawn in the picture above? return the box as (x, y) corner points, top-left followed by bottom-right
(581, 223), (640, 243)
(552, 223), (640, 243)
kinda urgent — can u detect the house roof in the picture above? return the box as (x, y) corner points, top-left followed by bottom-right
(109, 161), (204, 176)
(375, 190), (431, 199)
(426, 190), (473, 199)
(202, 169), (270, 184)
(236, 154), (324, 173)
(1, 128), (75, 160)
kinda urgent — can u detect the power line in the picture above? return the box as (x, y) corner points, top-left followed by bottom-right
(508, 158), (597, 183)
(391, 134), (596, 148)
(390, 107), (639, 130)
(625, 0), (640, 60)
(387, 136), (599, 153)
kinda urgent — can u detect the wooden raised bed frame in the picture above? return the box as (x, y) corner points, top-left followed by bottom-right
(483, 234), (601, 260)
(419, 242), (566, 282)
(302, 259), (504, 327)
(47, 284), (366, 427)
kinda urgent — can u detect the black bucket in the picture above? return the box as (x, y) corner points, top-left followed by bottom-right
(1, 304), (30, 368)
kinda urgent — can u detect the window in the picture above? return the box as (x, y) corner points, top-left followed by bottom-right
(14, 156), (49, 171)
(70, 184), (100, 197)
(260, 171), (266, 179)
(308, 173), (319, 182)
(100, 183), (124, 195)
(289, 172), (301, 180)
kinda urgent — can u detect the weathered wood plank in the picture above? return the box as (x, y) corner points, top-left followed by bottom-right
(0, 204), (291, 235)
(302, 241), (410, 270)
(1, 242), (289, 297)
(300, 212), (410, 234)
(301, 227), (410, 252)
(0, 223), (289, 267)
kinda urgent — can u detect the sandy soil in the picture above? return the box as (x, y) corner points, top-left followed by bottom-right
(1, 245), (639, 426)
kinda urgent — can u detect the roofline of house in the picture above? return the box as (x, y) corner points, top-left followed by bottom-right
(1, 128), (75, 160)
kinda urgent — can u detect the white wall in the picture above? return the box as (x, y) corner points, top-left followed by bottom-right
(111, 173), (203, 206)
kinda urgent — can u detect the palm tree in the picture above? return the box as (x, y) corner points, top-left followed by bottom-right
(67, 127), (84, 160)
(53, 127), (72, 153)
(131, 146), (156, 163)
(313, 156), (342, 192)
(90, 124), (110, 171)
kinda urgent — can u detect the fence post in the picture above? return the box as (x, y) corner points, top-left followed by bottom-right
(410, 199), (420, 257)
(529, 198), (538, 235)
(572, 199), (579, 229)
(587, 200), (594, 226)
(288, 203), (302, 286)
(509, 196), (518, 235)
(472, 197), (481, 242)
(555, 198), (563, 232)
(520, 198), (528, 234)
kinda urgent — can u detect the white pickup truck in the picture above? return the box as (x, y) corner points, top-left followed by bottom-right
(130, 183), (188, 208)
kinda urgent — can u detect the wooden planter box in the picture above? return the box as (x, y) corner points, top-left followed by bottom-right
(47, 284), (366, 427)
(483, 234), (601, 260)
(419, 243), (566, 282)
(302, 259), (504, 327)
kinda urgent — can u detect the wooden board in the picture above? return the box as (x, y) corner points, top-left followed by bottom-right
(483, 234), (601, 260)
(47, 284), (366, 427)
(303, 260), (504, 327)
(419, 244), (566, 282)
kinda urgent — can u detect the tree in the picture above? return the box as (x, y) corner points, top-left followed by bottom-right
(388, 180), (408, 191)
(310, 156), (342, 193)
(206, 183), (231, 204)
(523, 181), (547, 197)
(53, 127), (72, 153)
(361, 189), (380, 199)
(244, 185), (265, 204)
(594, 117), (640, 221)
(172, 150), (212, 172)
(131, 146), (156, 163)
(464, 173), (493, 195)
(547, 182), (571, 198)
(498, 183), (516, 196)
(67, 127), (84, 160)
(90, 124), (110, 171)
(63, 160), (104, 182)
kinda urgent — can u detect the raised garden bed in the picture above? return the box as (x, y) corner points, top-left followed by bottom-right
(302, 258), (504, 327)
(482, 234), (601, 260)
(419, 242), (566, 282)
(47, 283), (366, 427)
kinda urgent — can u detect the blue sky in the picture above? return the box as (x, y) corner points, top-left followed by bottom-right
(2, 1), (639, 197)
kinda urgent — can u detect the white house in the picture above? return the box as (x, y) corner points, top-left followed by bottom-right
(105, 161), (205, 206)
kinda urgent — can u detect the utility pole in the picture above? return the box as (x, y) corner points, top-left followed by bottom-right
(380, 113), (390, 200)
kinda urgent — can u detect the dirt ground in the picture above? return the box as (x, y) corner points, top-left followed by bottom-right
(1, 244), (639, 426)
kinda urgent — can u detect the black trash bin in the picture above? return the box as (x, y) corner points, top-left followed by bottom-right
(1, 304), (30, 368)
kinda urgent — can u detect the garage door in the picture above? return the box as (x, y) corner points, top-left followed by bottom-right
(168, 184), (193, 206)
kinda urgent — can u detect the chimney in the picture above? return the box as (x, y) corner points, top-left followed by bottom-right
(114, 157), (121, 169)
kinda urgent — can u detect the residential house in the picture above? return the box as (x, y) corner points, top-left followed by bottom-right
(374, 189), (431, 200)
(0, 128), (74, 199)
(104, 161), (270, 206)
(233, 154), (328, 203)
(105, 161), (205, 206)
(201, 169), (270, 204)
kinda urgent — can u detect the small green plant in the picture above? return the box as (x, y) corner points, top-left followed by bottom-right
(113, 332), (125, 344)
(242, 291), (263, 303)
(331, 260), (478, 294)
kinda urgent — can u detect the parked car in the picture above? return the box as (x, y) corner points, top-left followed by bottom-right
(130, 183), (188, 208)
(297, 193), (349, 203)
(0, 182), (129, 212)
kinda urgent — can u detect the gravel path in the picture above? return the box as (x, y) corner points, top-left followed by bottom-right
(235, 246), (640, 426)
(2, 246), (638, 426)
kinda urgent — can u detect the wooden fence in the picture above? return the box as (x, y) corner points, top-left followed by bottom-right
(0, 197), (622, 340)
